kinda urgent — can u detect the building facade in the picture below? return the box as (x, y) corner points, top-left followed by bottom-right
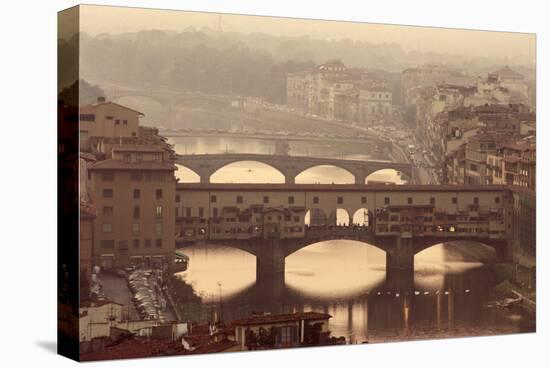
(286, 60), (392, 125)
(89, 146), (177, 269)
(174, 184), (512, 246)
(79, 97), (143, 151)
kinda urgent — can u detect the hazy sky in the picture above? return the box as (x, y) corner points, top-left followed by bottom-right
(77, 4), (535, 65)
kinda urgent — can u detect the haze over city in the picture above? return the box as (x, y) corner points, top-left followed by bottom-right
(57, 4), (536, 362)
(75, 5), (535, 66)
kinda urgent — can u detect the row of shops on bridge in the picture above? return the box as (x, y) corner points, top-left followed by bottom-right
(175, 202), (507, 243)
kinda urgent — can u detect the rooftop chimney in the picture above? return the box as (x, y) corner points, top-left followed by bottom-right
(97, 96), (106, 103)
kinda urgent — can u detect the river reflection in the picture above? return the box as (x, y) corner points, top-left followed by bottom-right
(176, 243), (533, 343)
(172, 137), (534, 343)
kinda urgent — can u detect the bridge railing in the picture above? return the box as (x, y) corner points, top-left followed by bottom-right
(304, 225), (374, 238)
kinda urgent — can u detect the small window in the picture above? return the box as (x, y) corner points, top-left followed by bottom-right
(133, 206), (140, 219)
(213, 208), (218, 218)
(337, 197), (343, 204)
(118, 241), (128, 250)
(313, 197), (319, 204)
(199, 207), (204, 217)
(176, 194), (180, 203)
(288, 196), (295, 204)
(133, 189), (140, 199)
(115, 119), (120, 124)
(145, 239), (151, 248)
(473, 197), (479, 205)
(132, 223), (139, 235)
(103, 189), (113, 198)
(133, 239), (139, 248)
(102, 223), (112, 233)
(361, 197), (367, 204)
(430, 197), (436, 205)
(211, 195), (217, 203)
(156, 189), (163, 199)
(123, 119), (128, 125)
(100, 240), (114, 249)
(237, 196), (243, 204)
(495, 197), (500, 204)
(452, 197), (458, 204)
(155, 222), (163, 236)
(155, 239), (162, 248)
(263, 196), (269, 204)
(79, 114), (95, 122)
(384, 197), (390, 204)
(408, 197), (413, 204)
(101, 172), (114, 181)
(102, 206), (113, 215)
(156, 206), (163, 218)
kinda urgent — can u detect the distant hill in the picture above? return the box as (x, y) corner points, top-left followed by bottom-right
(60, 29), (535, 105)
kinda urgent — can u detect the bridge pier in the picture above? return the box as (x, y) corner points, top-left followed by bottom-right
(494, 240), (513, 262)
(354, 173), (367, 185)
(384, 237), (415, 292)
(255, 238), (286, 283)
(284, 174), (296, 184)
(385, 237), (414, 271)
(385, 268), (415, 292)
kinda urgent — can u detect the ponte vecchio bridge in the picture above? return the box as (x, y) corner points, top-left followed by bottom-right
(175, 153), (413, 184)
(174, 183), (514, 286)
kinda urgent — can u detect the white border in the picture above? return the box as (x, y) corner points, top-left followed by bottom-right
(1, 0), (547, 366)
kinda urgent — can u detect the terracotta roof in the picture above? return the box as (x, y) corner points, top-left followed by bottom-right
(80, 299), (123, 308)
(489, 66), (524, 79)
(90, 159), (176, 171)
(80, 202), (97, 219)
(501, 143), (536, 152)
(232, 312), (331, 326)
(80, 101), (145, 116)
(80, 152), (97, 162)
(80, 338), (182, 361)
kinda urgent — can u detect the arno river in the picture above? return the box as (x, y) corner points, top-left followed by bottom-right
(168, 136), (535, 343)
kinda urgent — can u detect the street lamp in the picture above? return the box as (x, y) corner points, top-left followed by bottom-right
(217, 281), (223, 322)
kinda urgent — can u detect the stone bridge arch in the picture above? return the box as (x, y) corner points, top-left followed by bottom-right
(175, 154), (412, 184)
(365, 168), (406, 184)
(174, 163), (201, 182)
(284, 234), (385, 258)
(209, 160), (287, 183)
(181, 239), (261, 258)
(294, 164), (356, 184)
(413, 238), (507, 261)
